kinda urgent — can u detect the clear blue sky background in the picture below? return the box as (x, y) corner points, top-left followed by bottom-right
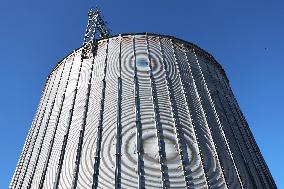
(0, 0), (283, 188)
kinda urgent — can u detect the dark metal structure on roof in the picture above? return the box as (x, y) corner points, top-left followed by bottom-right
(10, 8), (276, 189)
(84, 7), (111, 44)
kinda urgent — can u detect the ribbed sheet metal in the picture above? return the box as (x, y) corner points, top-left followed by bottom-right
(120, 36), (137, 189)
(10, 34), (277, 189)
(97, 37), (120, 188)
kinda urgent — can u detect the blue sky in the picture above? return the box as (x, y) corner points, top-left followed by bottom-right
(0, 0), (283, 188)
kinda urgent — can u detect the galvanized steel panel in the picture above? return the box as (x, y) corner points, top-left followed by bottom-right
(10, 33), (276, 189)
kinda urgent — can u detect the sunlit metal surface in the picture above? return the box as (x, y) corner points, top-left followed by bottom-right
(10, 33), (276, 189)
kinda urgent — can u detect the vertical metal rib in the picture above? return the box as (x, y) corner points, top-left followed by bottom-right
(214, 69), (268, 188)
(11, 81), (49, 188)
(92, 39), (109, 189)
(115, 76), (122, 189)
(133, 36), (144, 189)
(53, 47), (90, 189)
(169, 40), (210, 188)
(145, 34), (169, 188)
(203, 60), (257, 188)
(27, 64), (66, 188)
(71, 43), (98, 189)
(191, 49), (244, 188)
(115, 36), (122, 189)
(18, 70), (59, 189)
(39, 53), (76, 189)
(222, 80), (273, 188)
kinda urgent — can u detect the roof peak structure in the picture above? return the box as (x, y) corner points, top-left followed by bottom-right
(83, 7), (111, 44)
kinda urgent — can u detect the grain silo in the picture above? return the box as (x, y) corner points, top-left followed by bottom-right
(10, 8), (276, 189)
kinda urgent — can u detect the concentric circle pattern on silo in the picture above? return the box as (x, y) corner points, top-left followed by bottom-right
(10, 33), (277, 189)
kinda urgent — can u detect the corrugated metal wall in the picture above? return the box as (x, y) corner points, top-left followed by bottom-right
(10, 33), (276, 189)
